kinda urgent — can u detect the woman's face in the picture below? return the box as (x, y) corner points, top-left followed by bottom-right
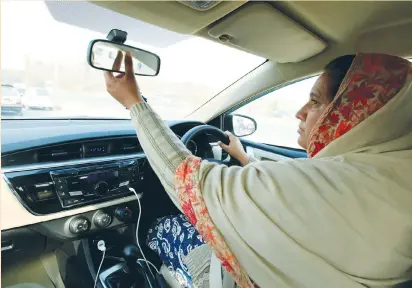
(295, 73), (332, 150)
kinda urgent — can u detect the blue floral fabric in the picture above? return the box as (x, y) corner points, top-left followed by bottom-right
(146, 214), (206, 288)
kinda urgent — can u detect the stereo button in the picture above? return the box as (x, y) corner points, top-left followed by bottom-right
(94, 181), (109, 196)
(55, 178), (67, 185)
(63, 198), (82, 206)
(56, 190), (68, 198)
(69, 191), (83, 196)
(56, 183), (68, 190)
(56, 183), (68, 198)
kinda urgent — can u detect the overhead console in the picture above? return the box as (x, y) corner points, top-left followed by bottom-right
(3, 156), (147, 215)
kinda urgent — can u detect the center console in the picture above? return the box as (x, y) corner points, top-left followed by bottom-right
(98, 244), (164, 288)
(3, 156), (147, 215)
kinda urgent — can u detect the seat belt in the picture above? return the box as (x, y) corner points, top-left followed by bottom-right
(210, 253), (236, 288)
(222, 269), (236, 288)
(210, 253), (223, 288)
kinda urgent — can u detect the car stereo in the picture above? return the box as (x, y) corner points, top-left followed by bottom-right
(50, 160), (139, 208)
(4, 158), (146, 215)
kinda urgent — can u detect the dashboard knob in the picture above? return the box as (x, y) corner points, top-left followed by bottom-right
(69, 216), (90, 234)
(93, 210), (112, 228)
(115, 206), (133, 222)
(94, 181), (109, 196)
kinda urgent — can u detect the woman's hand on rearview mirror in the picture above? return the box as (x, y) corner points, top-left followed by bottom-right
(218, 131), (249, 166)
(104, 51), (144, 109)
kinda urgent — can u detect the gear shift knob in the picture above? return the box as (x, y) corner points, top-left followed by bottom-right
(104, 244), (155, 288)
(122, 244), (142, 273)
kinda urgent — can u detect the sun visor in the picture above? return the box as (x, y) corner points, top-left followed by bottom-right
(208, 3), (327, 63)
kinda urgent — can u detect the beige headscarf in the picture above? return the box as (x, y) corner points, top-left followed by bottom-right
(175, 53), (412, 287)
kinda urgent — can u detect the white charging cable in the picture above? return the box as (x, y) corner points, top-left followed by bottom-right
(129, 187), (157, 280)
(94, 240), (106, 288)
(137, 258), (161, 274)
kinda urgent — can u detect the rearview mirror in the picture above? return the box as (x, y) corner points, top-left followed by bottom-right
(87, 40), (161, 76)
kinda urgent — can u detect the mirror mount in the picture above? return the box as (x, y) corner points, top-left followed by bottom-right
(106, 29), (127, 44)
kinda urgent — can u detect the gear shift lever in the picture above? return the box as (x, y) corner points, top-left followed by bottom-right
(122, 245), (141, 274)
(104, 244), (157, 288)
(124, 245), (170, 288)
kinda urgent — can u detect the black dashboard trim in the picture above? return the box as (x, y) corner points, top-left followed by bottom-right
(2, 135), (143, 167)
(2, 152), (146, 173)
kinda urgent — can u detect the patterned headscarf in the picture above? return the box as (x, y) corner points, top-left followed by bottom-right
(307, 53), (411, 157)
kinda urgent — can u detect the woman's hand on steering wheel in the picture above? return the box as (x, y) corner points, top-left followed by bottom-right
(218, 131), (249, 166)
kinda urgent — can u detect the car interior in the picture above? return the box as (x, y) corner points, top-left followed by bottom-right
(1, 1), (412, 288)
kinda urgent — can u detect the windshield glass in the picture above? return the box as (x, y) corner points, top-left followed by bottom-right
(2, 86), (20, 98)
(1, 1), (264, 120)
(36, 88), (50, 97)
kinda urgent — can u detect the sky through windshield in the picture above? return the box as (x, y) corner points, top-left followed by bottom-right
(1, 1), (264, 120)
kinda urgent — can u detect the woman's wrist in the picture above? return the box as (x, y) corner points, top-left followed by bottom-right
(238, 153), (250, 166)
(125, 95), (144, 109)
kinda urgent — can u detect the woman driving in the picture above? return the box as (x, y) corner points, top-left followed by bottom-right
(104, 52), (412, 288)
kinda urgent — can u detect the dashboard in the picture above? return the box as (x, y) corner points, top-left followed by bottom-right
(1, 118), (214, 234)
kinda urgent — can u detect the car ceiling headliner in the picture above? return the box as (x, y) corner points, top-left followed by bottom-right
(89, 1), (412, 59)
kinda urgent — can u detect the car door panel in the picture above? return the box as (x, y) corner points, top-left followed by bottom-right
(209, 139), (306, 163)
(246, 146), (291, 161)
(241, 138), (307, 161)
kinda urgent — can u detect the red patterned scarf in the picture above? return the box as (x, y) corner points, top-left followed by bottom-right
(307, 53), (410, 157)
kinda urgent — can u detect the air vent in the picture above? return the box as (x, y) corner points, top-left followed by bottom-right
(37, 143), (83, 163)
(110, 138), (142, 155)
(2, 151), (37, 167)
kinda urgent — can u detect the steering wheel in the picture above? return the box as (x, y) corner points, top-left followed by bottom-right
(180, 125), (240, 166)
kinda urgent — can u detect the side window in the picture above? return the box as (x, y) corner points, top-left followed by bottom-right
(232, 76), (318, 149)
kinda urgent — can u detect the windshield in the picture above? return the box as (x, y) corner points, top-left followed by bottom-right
(36, 88), (50, 97)
(1, 1), (264, 120)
